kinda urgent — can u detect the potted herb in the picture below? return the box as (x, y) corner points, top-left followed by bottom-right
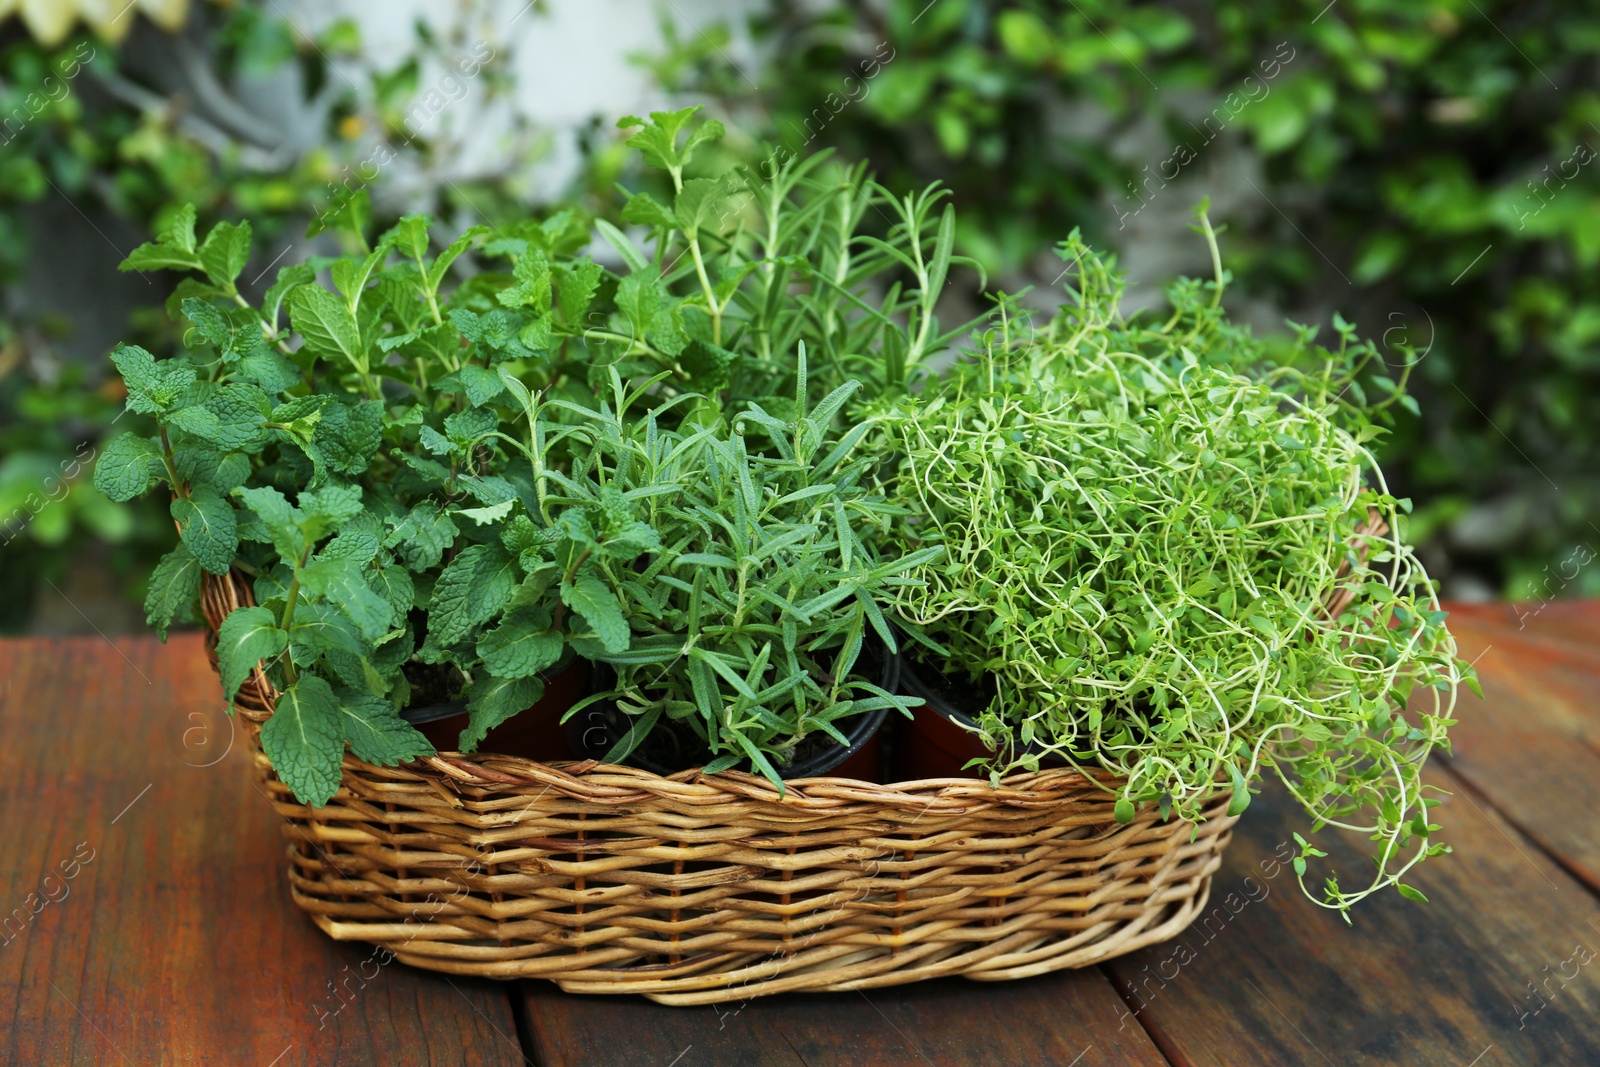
(553, 354), (939, 783)
(883, 221), (1468, 912)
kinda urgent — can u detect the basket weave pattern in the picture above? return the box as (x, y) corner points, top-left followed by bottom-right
(202, 570), (1236, 1004)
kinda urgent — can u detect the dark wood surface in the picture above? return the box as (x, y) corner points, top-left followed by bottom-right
(4, 604), (1599, 1065)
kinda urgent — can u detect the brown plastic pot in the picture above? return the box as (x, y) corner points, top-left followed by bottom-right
(891, 655), (1062, 780)
(400, 659), (588, 761)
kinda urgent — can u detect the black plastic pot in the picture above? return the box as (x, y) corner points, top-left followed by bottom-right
(571, 639), (899, 781)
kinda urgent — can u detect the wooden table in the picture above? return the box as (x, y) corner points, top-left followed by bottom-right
(4, 602), (1599, 1065)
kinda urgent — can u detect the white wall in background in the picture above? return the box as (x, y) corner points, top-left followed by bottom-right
(281, 0), (763, 208)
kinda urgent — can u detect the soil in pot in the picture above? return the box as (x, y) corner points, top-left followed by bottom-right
(572, 640), (898, 782)
(401, 659), (588, 762)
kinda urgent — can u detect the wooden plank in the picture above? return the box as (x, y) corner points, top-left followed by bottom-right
(0, 636), (528, 1067)
(1106, 768), (1600, 1066)
(520, 969), (1169, 1067)
(1437, 614), (1600, 891)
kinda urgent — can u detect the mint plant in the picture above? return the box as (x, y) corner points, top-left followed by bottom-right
(884, 217), (1469, 914)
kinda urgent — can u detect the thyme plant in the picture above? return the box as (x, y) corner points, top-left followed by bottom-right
(887, 220), (1467, 914)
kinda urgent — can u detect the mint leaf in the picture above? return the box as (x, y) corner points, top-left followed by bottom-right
(121, 242), (203, 273)
(429, 543), (516, 646)
(289, 601), (369, 663)
(621, 192), (676, 229)
(426, 224), (488, 293)
(216, 605), (288, 703)
(262, 263), (317, 330)
(370, 565), (415, 624)
(171, 484), (238, 575)
(335, 689), (435, 766)
(386, 502), (457, 569)
(455, 364), (506, 406)
(561, 573), (630, 654)
(93, 434), (163, 502)
(203, 384), (272, 452)
(314, 399), (384, 475)
(288, 285), (363, 369)
(461, 673), (545, 751)
(557, 261), (603, 323)
(166, 404), (223, 442)
(261, 676), (345, 807)
(198, 219), (252, 288)
(181, 297), (232, 349)
(298, 557), (392, 641)
(111, 344), (195, 414)
(144, 543), (202, 641)
(235, 347), (303, 394)
(477, 607), (563, 679)
(497, 248), (551, 310)
(233, 485), (307, 563)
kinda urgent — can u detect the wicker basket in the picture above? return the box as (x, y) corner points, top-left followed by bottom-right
(201, 569), (1237, 1004)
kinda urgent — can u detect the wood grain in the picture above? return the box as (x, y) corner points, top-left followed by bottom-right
(520, 969), (1168, 1067)
(0, 635), (527, 1067)
(1437, 612), (1600, 892)
(1107, 767), (1600, 1066)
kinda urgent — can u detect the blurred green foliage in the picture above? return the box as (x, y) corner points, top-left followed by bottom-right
(0, 7), (538, 631)
(652, 0), (1600, 599)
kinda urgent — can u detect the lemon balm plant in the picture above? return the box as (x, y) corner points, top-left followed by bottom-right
(886, 221), (1469, 914)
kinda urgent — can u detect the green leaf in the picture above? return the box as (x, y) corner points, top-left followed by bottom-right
(289, 602), (368, 662)
(261, 676), (346, 807)
(94, 434), (163, 502)
(262, 263), (317, 329)
(621, 191), (677, 229)
(454, 364), (507, 406)
(233, 485), (307, 563)
(120, 242), (203, 274)
(461, 673), (545, 751)
(497, 248), (552, 310)
(1227, 763), (1252, 816)
(426, 225), (489, 293)
(334, 689), (434, 766)
(198, 219), (252, 288)
(557, 262), (603, 323)
(595, 219), (649, 274)
(386, 502), (457, 569)
(288, 285), (364, 370)
(166, 404), (224, 442)
(560, 573), (630, 654)
(203, 384), (272, 452)
(165, 203), (198, 253)
(112, 344), (194, 414)
(298, 557), (392, 641)
(429, 543), (517, 646)
(171, 485), (239, 575)
(477, 607), (564, 679)
(144, 543), (202, 641)
(235, 348), (303, 394)
(1114, 797), (1136, 823)
(313, 399), (384, 475)
(1396, 884), (1429, 904)
(216, 605), (288, 703)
